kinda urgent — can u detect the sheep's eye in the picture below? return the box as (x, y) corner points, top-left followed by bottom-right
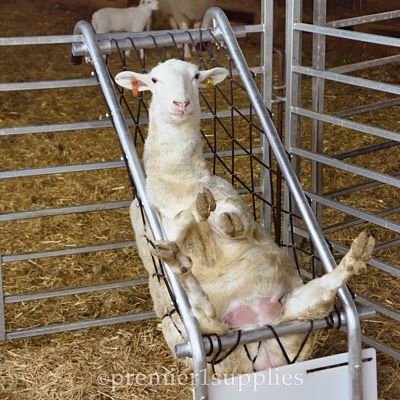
(194, 72), (200, 80)
(151, 77), (158, 83)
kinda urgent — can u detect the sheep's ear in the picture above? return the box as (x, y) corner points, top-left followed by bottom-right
(198, 67), (228, 88)
(115, 71), (152, 92)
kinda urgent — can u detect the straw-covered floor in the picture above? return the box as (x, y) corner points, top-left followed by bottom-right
(0, 0), (399, 399)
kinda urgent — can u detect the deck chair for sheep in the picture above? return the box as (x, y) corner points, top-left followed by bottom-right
(71, 7), (377, 400)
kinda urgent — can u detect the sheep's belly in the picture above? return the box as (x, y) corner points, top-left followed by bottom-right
(222, 296), (283, 329)
(222, 296), (286, 370)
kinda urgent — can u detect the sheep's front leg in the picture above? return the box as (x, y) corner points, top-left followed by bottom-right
(193, 188), (216, 222)
(282, 232), (375, 322)
(151, 240), (228, 335)
(179, 21), (193, 59)
(194, 188), (248, 239)
(218, 212), (245, 237)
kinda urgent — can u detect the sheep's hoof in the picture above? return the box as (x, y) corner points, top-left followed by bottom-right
(347, 231), (375, 275)
(151, 240), (192, 275)
(196, 188), (216, 221)
(219, 212), (245, 237)
(151, 240), (179, 263)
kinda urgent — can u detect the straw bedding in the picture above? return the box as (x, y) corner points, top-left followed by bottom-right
(0, 0), (399, 399)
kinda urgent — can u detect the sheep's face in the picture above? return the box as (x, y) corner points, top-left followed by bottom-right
(115, 59), (228, 125)
(141, 0), (159, 11)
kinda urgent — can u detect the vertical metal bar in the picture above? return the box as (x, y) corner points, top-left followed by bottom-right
(0, 257), (6, 341)
(313, 2), (363, 397)
(284, 0), (302, 246)
(273, 46), (285, 245)
(311, 0), (326, 226)
(72, 21), (208, 400)
(260, 0), (274, 234)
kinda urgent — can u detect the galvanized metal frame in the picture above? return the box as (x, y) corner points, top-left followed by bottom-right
(69, 5), (372, 399)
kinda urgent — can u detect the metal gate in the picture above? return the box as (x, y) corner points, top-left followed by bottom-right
(285, 0), (400, 361)
(0, 2), (272, 339)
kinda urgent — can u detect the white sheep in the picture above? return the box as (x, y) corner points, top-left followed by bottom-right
(91, 0), (159, 57)
(115, 59), (375, 375)
(158, 0), (216, 58)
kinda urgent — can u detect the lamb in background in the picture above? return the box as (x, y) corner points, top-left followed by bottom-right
(91, 0), (159, 56)
(158, 0), (216, 58)
(115, 59), (375, 374)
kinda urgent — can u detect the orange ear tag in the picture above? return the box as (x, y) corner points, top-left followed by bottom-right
(131, 79), (139, 96)
(204, 78), (214, 89)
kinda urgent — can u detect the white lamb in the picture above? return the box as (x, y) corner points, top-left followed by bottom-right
(115, 59), (375, 375)
(158, 0), (216, 58)
(91, 0), (159, 57)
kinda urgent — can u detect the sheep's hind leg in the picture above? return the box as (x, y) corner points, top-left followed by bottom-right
(282, 232), (375, 322)
(151, 240), (227, 335)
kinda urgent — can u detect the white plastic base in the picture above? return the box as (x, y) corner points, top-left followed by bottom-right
(204, 348), (377, 399)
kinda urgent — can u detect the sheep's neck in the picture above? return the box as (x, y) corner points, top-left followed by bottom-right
(144, 114), (209, 181)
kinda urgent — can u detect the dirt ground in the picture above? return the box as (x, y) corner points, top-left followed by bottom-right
(0, 0), (399, 399)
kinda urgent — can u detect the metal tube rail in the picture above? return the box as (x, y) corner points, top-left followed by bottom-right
(304, 190), (400, 233)
(328, 241), (400, 278)
(0, 35), (82, 46)
(175, 307), (375, 358)
(71, 26), (247, 58)
(2, 241), (137, 263)
(72, 20), (209, 400)
(325, 173), (400, 198)
(205, 6), (365, 399)
(291, 148), (400, 188)
(329, 54), (400, 74)
(0, 78), (96, 92)
(333, 98), (400, 118)
(356, 295), (400, 322)
(0, 200), (131, 222)
(5, 310), (156, 341)
(0, 106), (260, 136)
(292, 107), (400, 142)
(0, 120), (116, 136)
(0, 160), (125, 179)
(326, 10), (400, 28)
(293, 65), (400, 95)
(294, 22), (400, 48)
(361, 334), (400, 361)
(0, 145), (263, 181)
(333, 141), (399, 160)
(4, 278), (148, 304)
(292, 226), (400, 278)
(323, 206), (400, 235)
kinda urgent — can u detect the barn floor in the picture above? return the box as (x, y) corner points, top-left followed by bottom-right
(0, 0), (399, 399)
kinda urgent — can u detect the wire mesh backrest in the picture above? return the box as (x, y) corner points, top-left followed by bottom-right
(101, 30), (325, 285)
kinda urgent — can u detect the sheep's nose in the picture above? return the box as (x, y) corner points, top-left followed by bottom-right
(173, 100), (190, 112)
